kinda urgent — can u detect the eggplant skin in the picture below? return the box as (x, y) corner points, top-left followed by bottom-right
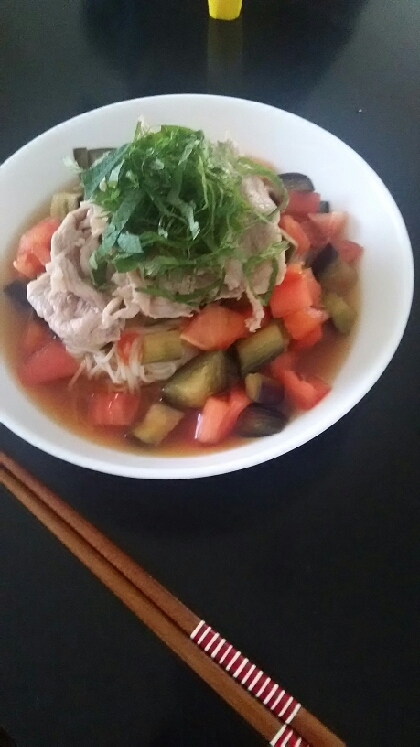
(318, 200), (330, 213)
(162, 350), (230, 408)
(323, 291), (357, 335)
(310, 244), (338, 279)
(318, 259), (358, 295)
(235, 322), (286, 377)
(131, 403), (184, 446)
(245, 373), (285, 409)
(279, 172), (315, 192)
(88, 148), (112, 165)
(73, 147), (90, 170)
(142, 329), (184, 364)
(236, 404), (287, 438)
(3, 280), (30, 309)
(73, 147), (112, 168)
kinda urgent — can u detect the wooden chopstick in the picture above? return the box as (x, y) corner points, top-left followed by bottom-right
(0, 453), (345, 747)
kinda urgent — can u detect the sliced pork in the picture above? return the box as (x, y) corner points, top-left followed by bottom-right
(27, 208), (123, 355)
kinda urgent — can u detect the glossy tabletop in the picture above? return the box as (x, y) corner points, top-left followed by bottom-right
(1, 1), (420, 745)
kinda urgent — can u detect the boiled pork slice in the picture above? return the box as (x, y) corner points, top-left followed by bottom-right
(27, 208), (123, 355)
(103, 176), (286, 332)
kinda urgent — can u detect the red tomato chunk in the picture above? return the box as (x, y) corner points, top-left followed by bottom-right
(269, 264), (322, 321)
(196, 387), (250, 445)
(307, 211), (347, 243)
(270, 277), (312, 318)
(21, 320), (52, 358)
(283, 307), (328, 340)
(285, 191), (321, 215)
(88, 392), (140, 426)
(18, 339), (79, 385)
(14, 218), (60, 278)
(334, 239), (363, 263)
(181, 305), (247, 350)
(283, 371), (331, 411)
(291, 325), (323, 350)
(268, 351), (297, 382)
(298, 219), (328, 249)
(279, 215), (310, 255)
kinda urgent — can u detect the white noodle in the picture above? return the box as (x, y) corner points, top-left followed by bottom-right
(71, 322), (197, 392)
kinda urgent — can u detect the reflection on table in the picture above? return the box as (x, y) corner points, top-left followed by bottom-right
(81, 0), (367, 105)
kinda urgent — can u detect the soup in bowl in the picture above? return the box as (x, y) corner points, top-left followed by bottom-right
(0, 95), (413, 479)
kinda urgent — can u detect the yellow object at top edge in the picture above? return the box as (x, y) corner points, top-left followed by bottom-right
(208, 0), (242, 21)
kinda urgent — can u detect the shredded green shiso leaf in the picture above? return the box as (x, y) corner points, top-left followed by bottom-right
(80, 122), (289, 305)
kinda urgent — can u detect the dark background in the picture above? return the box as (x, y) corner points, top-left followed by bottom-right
(1, 0), (420, 745)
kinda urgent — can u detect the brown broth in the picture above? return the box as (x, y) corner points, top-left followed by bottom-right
(0, 201), (359, 457)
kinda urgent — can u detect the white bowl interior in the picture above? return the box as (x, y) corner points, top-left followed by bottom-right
(0, 95), (414, 478)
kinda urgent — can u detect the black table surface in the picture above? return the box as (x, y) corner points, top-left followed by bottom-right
(1, 1), (420, 745)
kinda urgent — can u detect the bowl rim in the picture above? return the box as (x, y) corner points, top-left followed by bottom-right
(0, 93), (414, 479)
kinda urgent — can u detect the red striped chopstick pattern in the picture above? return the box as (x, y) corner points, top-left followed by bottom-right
(191, 620), (306, 747)
(1, 453), (346, 747)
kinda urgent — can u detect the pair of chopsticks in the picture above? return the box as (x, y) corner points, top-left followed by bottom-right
(0, 453), (345, 747)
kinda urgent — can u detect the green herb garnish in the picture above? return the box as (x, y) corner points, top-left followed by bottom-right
(81, 122), (289, 306)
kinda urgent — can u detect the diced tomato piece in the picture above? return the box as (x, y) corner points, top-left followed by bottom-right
(226, 386), (251, 424)
(14, 218), (60, 278)
(307, 211), (347, 244)
(21, 319), (52, 357)
(280, 215), (310, 255)
(14, 251), (44, 278)
(284, 263), (304, 279)
(88, 392), (140, 427)
(291, 324), (323, 350)
(285, 191), (321, 215)
(18, 339), (79, 385)
(181, 305), (247, 350)
(298, 219), (328, 250)
(304, 268), (321, 306)
(196, 387), (250, 445)
(269, 272), (312, 318)
(196, 396), (231, 445)
(283, 307), (328, 340)
(283, 371), (331, 411)
(268, 351), (297, 382)
(117, 330), (142, 364)
(334, 239), (363, 263)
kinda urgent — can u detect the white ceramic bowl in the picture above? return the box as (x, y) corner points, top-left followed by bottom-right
(0, 95), (414, 479)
